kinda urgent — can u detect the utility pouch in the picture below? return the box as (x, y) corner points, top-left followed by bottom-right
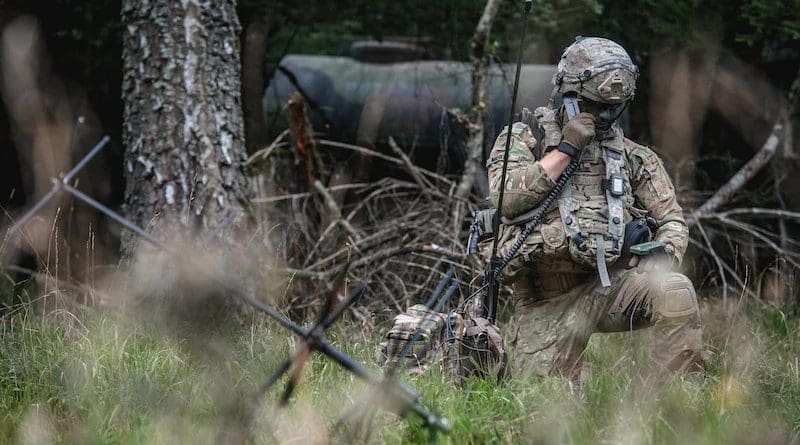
(567, 231), (622, 269)
(381, 304), (446, 374)
(444, 316), (507, 383)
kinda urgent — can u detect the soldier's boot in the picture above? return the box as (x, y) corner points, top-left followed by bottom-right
(649, 273), (704, 379)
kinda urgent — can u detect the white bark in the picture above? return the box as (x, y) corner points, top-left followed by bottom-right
(121, 0), (250, 251)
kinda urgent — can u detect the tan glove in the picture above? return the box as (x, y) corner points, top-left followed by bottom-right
(561, 112), (596, 150)
(534, 106), (562, 148)
(628, 255), (667, 273)
(627, 244), (678, 273)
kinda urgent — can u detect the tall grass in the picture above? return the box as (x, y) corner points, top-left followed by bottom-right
(1, 296), (799, 444)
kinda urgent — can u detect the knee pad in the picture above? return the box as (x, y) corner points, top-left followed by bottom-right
(653, 273), (698, 319)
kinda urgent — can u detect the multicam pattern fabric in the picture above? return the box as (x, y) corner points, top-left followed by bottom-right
(555, 37), (638, 104)
(509, 266), (702, 379)
(442, 316), (508, 383)
(486, 123), (556, 221)
(381, 304), (447, 374)
(486, 115), (699, 378)
(488, 123), (690, 269)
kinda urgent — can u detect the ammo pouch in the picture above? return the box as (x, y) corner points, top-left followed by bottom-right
(381, 304), (447, 374)
(566, 231), (623, 270)
(443, 315), (507, 383)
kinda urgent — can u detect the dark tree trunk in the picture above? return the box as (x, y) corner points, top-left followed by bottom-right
(242, 14), (271, 153)
(121, 0), (250, 252)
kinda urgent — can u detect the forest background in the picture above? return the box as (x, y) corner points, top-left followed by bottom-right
(0, 0), (799, 443)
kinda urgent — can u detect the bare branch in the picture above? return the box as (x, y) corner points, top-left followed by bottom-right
(689, 67), (800, 223)
(319, 139), (453, 184)
(388, 136), (433, 192)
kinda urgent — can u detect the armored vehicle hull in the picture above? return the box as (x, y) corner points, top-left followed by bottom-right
(263, 55), (558, 168)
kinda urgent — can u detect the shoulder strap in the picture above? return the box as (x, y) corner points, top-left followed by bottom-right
(603, 147), (625, 249)
(558, 179), (580, 240)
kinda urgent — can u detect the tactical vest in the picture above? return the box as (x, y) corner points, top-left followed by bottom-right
(558, 127), (633, 286)
(487, 126), (634, 287)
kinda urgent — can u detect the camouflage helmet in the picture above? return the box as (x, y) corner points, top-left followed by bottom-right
(553, 36), (639, 104)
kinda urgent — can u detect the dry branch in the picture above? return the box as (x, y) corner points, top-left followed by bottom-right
(689, 67), (800, 223)
(252, 159), (481, 315)
(689, 123), (783, 222)
(313, 179), (360, 239)
(388, 136), (432, 192)
(246, 129), (290, 166)
(251, 183), (369, 204)
(319, 139), (452, 184)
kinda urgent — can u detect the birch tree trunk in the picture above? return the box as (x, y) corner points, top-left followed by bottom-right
(121, 0), (250, 252)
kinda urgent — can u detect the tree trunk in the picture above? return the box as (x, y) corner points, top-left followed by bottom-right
(121, 0), (250, 252)
(454, 0), (500, 201)
(242, 13), (271, 153)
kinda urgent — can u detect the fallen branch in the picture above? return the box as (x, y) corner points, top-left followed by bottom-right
(251, 183), (370, 204)
(313, 179), (360, 240)
(696, 207), (800, 220)
(689, 67), (800, 223)
(319, 139), (453, 185)
(246, 129), (290, 166)
(689, 121), (783, 222)
(388, 136), (433, 192)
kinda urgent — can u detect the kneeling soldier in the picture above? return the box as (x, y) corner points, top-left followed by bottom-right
(487, 37), (703, 381)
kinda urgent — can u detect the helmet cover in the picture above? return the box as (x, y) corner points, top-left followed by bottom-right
(554, 36), (639, 104)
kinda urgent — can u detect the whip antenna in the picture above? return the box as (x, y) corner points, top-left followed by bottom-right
(486, 0), (534, 322)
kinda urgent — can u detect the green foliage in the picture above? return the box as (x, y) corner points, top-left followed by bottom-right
(738, 0), (800, 57)
(236, 0), (798, 66)
(2, 300), (800, 443)
(239, 0), (496, 61)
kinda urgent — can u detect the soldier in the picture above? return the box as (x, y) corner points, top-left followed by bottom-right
(486, 37), (703, 381)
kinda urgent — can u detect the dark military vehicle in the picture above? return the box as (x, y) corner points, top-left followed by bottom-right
(263, 41), (558, 172)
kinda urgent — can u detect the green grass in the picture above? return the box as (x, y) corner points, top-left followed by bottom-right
(2, 300), (800, 444)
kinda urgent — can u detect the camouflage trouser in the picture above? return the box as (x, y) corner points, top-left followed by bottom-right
(509, 266), (703, 380)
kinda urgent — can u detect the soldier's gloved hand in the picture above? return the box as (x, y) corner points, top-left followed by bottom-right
(628, 255), (666, 273)
(627, 245), (678, 273)
(534, 106), (562, 148)
(561, 112), (596, 151)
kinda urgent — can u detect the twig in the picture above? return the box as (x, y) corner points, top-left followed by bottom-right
(312, 180), (360, 240)
(715, 215), (800, 269)
(246, 129), (290, 166)
(387, 136), (433, 192)
(693, 219), (729, 303)
(318, 139), (452, 185)
(251, 183), (370, 203)
(687, 237), (758, 300)
(710, 207), (800, 220)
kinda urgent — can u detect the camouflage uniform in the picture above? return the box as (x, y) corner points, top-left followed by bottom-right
(486, 37), (702, 380)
